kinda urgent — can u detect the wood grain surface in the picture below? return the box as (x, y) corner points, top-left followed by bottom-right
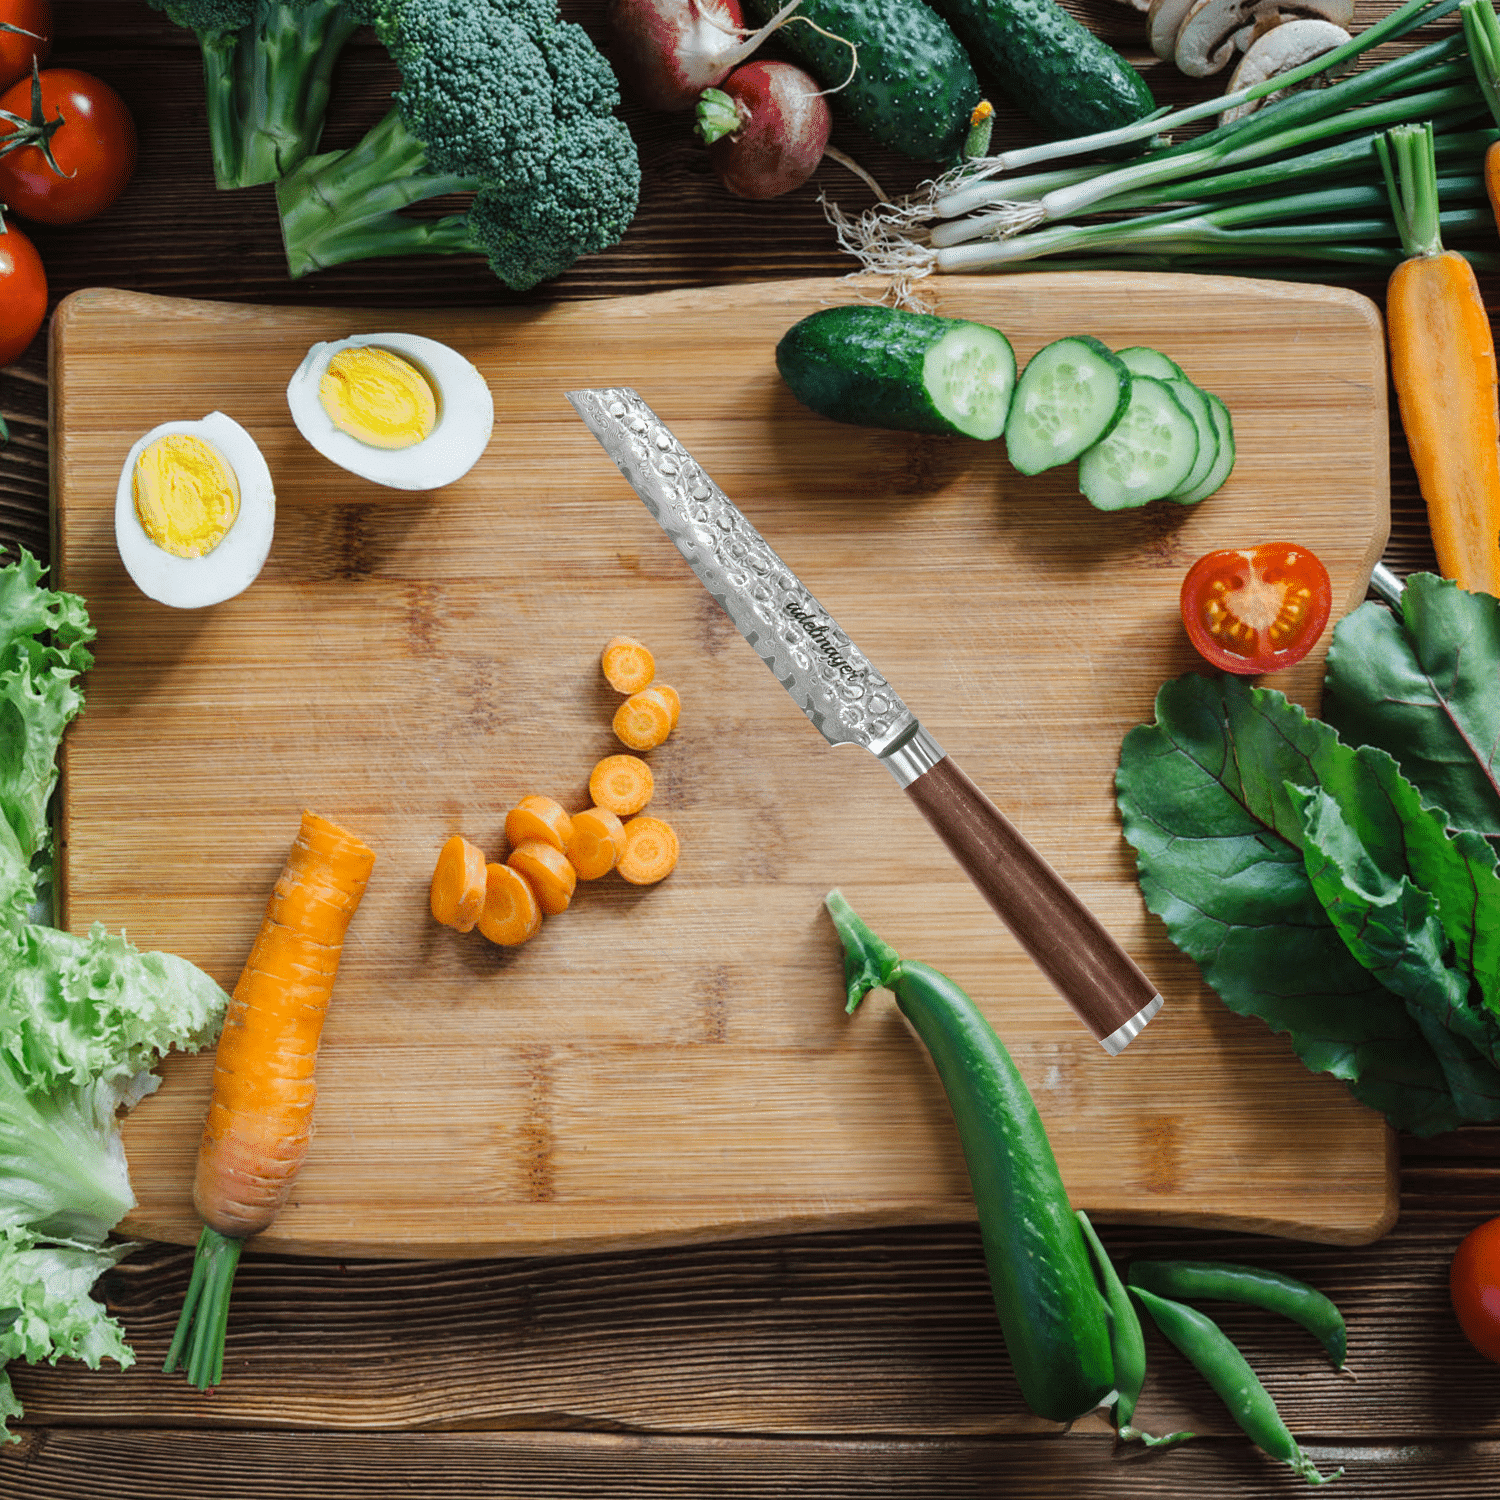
(54, 277), (1391, 1253)
(3, 2), (1500, 1497)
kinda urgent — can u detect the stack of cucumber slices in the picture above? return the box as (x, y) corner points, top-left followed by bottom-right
(775, 306), (1236, 512)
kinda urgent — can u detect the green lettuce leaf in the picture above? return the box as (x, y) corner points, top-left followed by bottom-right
(1117, 673), (1484, 1136)
(0, 550), (229, 1436)
(1323, 574), (1500, 851)
(0, 552), (94, 923)
(0, 1232), (136, 1425)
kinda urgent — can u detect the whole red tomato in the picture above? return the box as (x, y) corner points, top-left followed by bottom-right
(1452, 1216), (1500, 1363)
(1179, 542), (1333, 676)
(0, 210), (46, 364)
(0, 0), (51, 93)
(0, 65), (135, 224)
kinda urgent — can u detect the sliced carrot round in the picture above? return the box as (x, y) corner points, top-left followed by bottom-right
(507, 838), (577, 915)
(651, 683), (681, 729)
(612, 688), (674, 751)
(477, 862), (542, 946)
(430, 834), (487, 932)
(565, 805), (627, 880)
(589, 753), (654, 816)
(504, 793), (575, 854)
(601, 635), (655, 694)
(617, 815), (679, 886)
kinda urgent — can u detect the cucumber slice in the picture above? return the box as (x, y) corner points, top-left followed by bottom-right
(1003, 335), (1130, 476)
(1163, 378), (1218, 500)
(1115, 345), (1186, 382)
(1171, 391), (1237, 504)
(776, 305), (1016, 440)
(1077, 375), (1199, 510)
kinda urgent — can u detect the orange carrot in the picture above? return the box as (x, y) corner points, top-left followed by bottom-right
(1464, 1), (1500, 239)
(589, 753), (654, 816)
(477, 861), (543, 946)
(601, 634), (655, 693)
(430, 833), (486, 931)
(166, 810), (375, 1389)
(617, 815), (679, 885)
(612, 687), (676, 751)
(565, 805), (628, 880)
(507, 838), (577, 914)
(1379, 122), (1500, 594)
(504, 793), (574, 854)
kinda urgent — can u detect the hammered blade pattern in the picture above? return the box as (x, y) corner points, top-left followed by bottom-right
(567, 388), (915, 753)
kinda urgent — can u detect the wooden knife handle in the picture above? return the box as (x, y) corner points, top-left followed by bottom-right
(898, 749), (1162, 1053)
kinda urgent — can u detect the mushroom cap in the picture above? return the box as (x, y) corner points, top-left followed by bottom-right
(1220, 17), (1352, 123)
(1147, 0), (1201, 59)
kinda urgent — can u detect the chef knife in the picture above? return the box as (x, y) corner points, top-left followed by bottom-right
(567, 387), (1162, 1054)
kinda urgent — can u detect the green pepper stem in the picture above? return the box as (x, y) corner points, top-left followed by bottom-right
(823, 890), (902, 1010)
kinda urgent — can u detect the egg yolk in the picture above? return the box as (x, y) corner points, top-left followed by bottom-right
(318, 346), (438, 450)
(133, 434), (241, 558)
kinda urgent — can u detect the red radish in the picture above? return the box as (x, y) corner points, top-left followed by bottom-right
(607, 0), (802, 113)
(695, 59), (831, 199)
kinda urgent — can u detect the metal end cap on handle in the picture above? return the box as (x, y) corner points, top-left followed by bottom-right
(1099, 993), (1163, 1055)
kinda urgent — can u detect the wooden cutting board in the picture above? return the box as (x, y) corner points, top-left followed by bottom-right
(52, 277), (1395, 1256)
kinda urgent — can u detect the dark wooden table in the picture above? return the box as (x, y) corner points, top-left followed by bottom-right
(3, 3), (1499, 1495)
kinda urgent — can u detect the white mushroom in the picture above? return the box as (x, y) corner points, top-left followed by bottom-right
(1148, 0), (1202, 58)
(1220, 17), (1352, 123)
(1107, 0), (1154, 12)
(1175, 0), (1279, 77)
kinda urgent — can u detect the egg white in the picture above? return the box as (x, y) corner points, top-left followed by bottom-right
(114, 412), (276, 610)
(285, 331), (494, 491)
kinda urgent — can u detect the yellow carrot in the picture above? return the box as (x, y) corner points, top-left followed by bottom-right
(166, 810), (375, 1389)
(1379, 121), (1500, 594)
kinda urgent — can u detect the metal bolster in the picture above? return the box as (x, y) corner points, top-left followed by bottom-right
(879, 722), (945, 789)
(1099, 994), (1164, 1055)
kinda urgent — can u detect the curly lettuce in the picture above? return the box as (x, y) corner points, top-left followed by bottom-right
(0, 550), (229, 1436)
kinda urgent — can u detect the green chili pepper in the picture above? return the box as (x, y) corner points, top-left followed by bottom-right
(1132, 1286), (1341, 1486)
(1076, 1212), (1193, 1448)
(1128, 1260), (1348, 1369)
(826, 890), (1114, 1424)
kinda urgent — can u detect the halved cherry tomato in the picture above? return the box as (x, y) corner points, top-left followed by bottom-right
(0, 207), (46, 365)
(0, 1), (50, 94)
(1451, 1216), (1500, 1363)
(0, 64), (135, 224)
(1179, 542), (1333, 675)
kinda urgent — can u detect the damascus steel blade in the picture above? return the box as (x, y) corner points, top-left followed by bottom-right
(567, 387), (917, 755)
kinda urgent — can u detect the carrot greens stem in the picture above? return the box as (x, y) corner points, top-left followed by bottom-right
(164, 1226), (244, 1390)
(1462, 0), (1500, 124)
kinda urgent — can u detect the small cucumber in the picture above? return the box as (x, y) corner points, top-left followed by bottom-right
(1077, 375), (1199, 510)
(927, 0), (1156, 141)
(1003, 335), (1130, 475)
(777, 305), (1015, 440)
(742, 0), (981, 161)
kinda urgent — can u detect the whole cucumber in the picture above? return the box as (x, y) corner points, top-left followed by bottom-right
(742, 0), (981, 161)
(826, 892), (1116, 1424)
(928, 0), (1156, 141)
(777, 304), (1016, 440)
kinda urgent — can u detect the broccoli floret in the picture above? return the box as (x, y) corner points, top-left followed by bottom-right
(151, 1), (366, 189)
(274, 0), (640, 290)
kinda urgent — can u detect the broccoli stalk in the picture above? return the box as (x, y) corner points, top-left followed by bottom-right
(151, 0), (365, 190)
(273, 0), (641, 291)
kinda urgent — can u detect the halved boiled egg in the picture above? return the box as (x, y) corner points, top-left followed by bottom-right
(285, 332), (494, 491)
(114, 412), (275, 610)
